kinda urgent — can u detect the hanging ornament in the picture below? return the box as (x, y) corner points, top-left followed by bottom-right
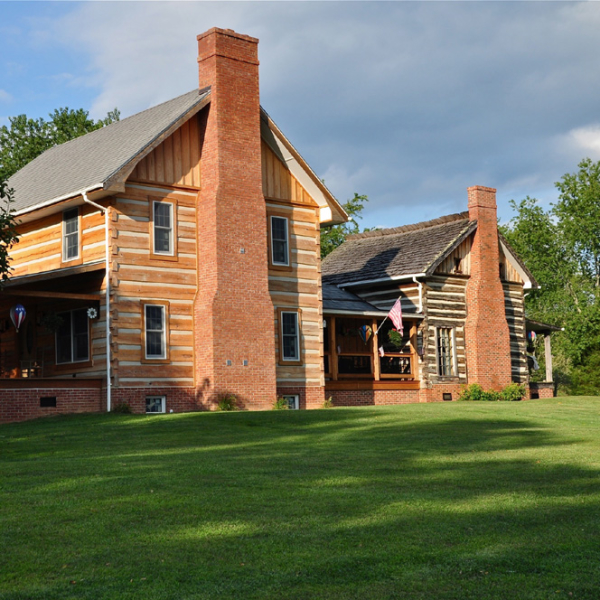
(358, 325), (372, 344)
(10, 304), (26, 332)
(527, 331), (537, 343)
(87, 307), (98, 320)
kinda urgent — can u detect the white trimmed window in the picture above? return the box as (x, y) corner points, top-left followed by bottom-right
(153, 201), (174, 255)
(270, 215), (289, 266)
(282, 394), (299, 410)
(145, 304), (166, 359)
(146, 396), (166, 414)
(436, 327), (456, 376)
(280, 310), (300, 363)
(63, 208), (79, 261)
(56, 308), (89, 364)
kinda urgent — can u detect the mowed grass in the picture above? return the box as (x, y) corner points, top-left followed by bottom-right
(2, 399), (600, 599)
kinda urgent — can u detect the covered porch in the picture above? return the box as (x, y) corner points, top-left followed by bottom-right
(526, 318), (562, 399)
(322, 284), (422, 394)
(0, 262), (106, 381)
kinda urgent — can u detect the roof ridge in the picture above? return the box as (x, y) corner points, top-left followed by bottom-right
(349, 211), (470, 241)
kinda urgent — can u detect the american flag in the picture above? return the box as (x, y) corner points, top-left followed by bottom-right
(389, 297), (403, 334)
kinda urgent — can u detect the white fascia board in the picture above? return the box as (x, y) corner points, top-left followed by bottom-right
(260, 115), (347, 225)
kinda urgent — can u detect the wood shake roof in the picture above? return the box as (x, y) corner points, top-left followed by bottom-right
(322, 212), (475, 286)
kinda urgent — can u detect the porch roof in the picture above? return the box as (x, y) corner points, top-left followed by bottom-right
(526, 318), (562, 334)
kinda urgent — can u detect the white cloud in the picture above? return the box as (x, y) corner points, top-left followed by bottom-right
(0, 89), (13, 103)
(563, 125), (600, 160)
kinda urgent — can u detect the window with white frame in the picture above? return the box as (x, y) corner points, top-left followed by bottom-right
(145, 304), (167, 359)
(153, 201), (174, 255)
(436, 327), (456, 376)
(146, 396), (166, 414)
(63, 208), (79, 261)
(270, 215), (289, 266)
(56, 308), (89, 364)
(280, 310), (300, 362)
(281, 394), (299, 410)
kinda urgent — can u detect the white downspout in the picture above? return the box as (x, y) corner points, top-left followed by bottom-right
(82, 192), (111, 412)
(413, 275), (424, 313)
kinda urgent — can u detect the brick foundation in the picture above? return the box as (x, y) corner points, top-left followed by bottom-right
(277, 386), (326, 410)
(0, 381), (104, 424)
(528, 382), (554, 399)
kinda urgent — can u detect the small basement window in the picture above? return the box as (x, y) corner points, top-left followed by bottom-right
(146, 396), (166, 414)
(281, 394), (299, 410)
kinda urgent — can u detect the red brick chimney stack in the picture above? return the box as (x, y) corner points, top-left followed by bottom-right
(464, 186), (512, 390)
(194, 28), (277, 408)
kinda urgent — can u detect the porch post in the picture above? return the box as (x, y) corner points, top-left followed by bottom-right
(544, 334), (553, 382)
(329, 317), (338, 381)
(372, 318), (380, 381)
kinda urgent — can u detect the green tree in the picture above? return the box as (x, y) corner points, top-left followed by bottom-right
(503, 158), (600, 392)
(0, 107), (119, 181)
(320, 193), (369, 258)
(0, 179), (19, 287)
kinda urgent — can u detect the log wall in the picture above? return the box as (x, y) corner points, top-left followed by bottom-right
(264, 141), (324, 391)
(110, 184), (198, 388)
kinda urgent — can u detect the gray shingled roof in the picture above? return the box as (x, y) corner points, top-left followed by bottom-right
(323, 212), (475, 286)
(8, 89), (210, 214)
(322, 283), (385, 314)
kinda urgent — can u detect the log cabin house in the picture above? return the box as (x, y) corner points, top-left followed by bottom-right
(321, 186), (557, 405)
(0, 28), (555, 423)
(0, 28), (348, 422)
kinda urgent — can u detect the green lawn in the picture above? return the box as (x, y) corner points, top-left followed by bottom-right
(2, 398), (600, 599)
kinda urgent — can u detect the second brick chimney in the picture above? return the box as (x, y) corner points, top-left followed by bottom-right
(464, 186), (512, 390)
(194, 28), (277, 408)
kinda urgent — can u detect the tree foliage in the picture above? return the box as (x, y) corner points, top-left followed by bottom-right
(320, 193), (369, 258)
(0, 180), (19, 288)
(0, 107), (120, 181)
(502, 158), (600, 392)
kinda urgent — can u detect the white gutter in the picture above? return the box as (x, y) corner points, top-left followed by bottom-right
(413, 275), (424, 313)
(14, 184), (104, 218)
(339, 272), (427, 288)
(82, 191), (111, 413)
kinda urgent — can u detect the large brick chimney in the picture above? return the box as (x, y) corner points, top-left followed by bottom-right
(464, 186), (512, 390)
(194, 28), (277, 408)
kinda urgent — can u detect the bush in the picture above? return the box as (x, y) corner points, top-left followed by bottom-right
(216, 394), (238, 412)
(458, 384), (486, 401)
(500, 382), (527, 402)
(322, 397), (334, 409)
(459, 382), (526, 401)
(273, 397), (289, 410)
(112, 401), (132, 414)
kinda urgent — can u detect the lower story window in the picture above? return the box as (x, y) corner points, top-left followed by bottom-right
(144, 304), (167, 360)
(278, 309), (301, 364)
(56, 308), (89, 364)
(437, 327), (456, 376)
(146, 396), (166, 414)
(281, 394), (299, 410)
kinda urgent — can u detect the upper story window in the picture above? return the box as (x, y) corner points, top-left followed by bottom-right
(63, 208), (79, 262)
(153, 201), (174, 255)
(270, 215), (290, 267)
(56, 308), (89, 364)
(436, 327), (456, 377)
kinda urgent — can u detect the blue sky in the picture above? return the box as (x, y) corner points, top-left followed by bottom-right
(2, 1), (600, 229)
